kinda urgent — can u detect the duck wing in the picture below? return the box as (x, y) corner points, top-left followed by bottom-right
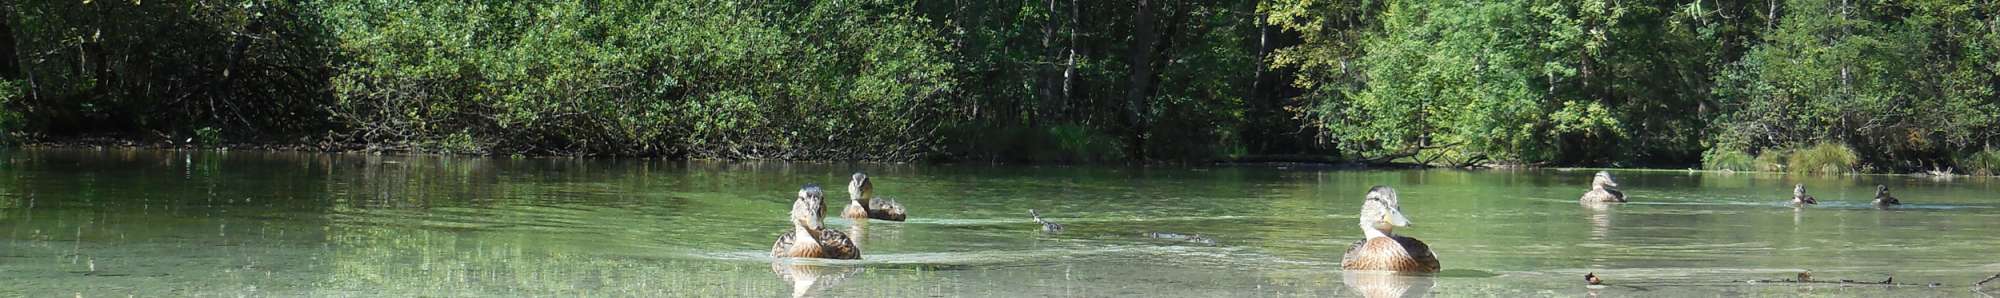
(1340, 237), (1442, 272)
(1391, 236), (1442, 272)
(1340, 238), (1368, 267)
(816, 229), (862, 260)
(771, 230), (798, 257)
(1876, 194), (1901, 205)
(867, 198), (907, 221)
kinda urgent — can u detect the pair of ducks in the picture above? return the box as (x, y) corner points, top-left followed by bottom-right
(770, 173), (907, 259)
(762, 174), (1442, 272)
(1791, 184), (1903, 207)
(759, 178), (1446, 272)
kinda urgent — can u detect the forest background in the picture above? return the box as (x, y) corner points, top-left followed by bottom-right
(2, 0), (1998, 174)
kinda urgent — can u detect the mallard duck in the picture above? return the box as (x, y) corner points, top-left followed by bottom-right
(1872, 185), (1901, 206)
(842, 173), (907, 221)
(772, 184), (861, 259)
(1029, 209), (1063, 233)
(1579, 171), (1628, 203)
(1790, 184), (1818, 206)
(1341, 186), (1441, 273)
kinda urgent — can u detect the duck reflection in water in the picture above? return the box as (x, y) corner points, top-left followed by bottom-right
(1342, 271), (1437, 298)
(1584, 202), (1614, 241)
(770, 261), (860, 298)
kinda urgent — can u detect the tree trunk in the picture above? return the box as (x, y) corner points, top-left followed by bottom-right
(1124, 0), (1158, 160)
(1039, 0), (1062, 124)
(0, 6), (19, 80)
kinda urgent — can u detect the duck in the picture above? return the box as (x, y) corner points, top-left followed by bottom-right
(1872, 185), (1901, 206)
(843, 173), (907, 221)
(1790, 184), (1818, 206)
(1579, 171), (1627, 203)
(1341, 186), (1441, 273)
(772, 184), (861, 259)
(1029, 209), (1064, 233)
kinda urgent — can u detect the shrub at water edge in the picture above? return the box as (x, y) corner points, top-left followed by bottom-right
(1701, 147), (1755, 171)
(1787, 143), (1859, 175)
(1959, 148), (2000, 176)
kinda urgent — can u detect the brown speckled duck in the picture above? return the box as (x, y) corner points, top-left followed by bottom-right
(1579, 171), (1627, 203)
(843, 173), (907, 221)
(1341, 186), (1441, 273)
(1790, 184), (1818, 206)
(772, 184), (860, 259)
(1872, 185), (1901, 207)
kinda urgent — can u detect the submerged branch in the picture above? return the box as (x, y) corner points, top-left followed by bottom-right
(1738, 272), (1942, 287)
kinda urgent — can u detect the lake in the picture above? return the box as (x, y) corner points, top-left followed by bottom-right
(3, 149), (1998, 296)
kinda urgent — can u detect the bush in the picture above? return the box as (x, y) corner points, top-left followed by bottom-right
(1959, 148), (2000, 176)
(1754, 150), (1789, 172)
(1787, 143), (1859, 175)
(1701, 147), (1755, 171)
(0, 80), (20, 144)
(316, 0), (957, 159)
(194, 127), (223, 146)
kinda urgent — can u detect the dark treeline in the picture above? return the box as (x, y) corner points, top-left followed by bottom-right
(1, 0), (1998, 173)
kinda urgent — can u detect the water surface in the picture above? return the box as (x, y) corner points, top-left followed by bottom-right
(3, 149), (1999, 296)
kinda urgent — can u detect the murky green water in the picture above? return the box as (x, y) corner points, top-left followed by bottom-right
(3, 149), (1999, 297)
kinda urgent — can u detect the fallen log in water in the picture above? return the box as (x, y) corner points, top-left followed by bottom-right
(1736, 271), (1943, 287)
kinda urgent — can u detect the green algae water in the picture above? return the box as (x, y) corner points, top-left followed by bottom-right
(3, 149), (1999, 297)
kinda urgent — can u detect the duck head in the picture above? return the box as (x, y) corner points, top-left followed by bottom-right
(847, 172), (874, 205)
(1793, 184), (1807, 197)
(792, 184), (828, 231)
(1592, 171), (1618, 189)
(1359, 186), (1412, 239)
(1875, 185), (1889, 196)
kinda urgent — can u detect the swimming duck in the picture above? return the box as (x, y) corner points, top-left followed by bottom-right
(1029, 209), (1064, 233)
(1790, 184), (1818, 206)
(1341, 186), (1441, 273)
(772, 184), (861, 259)
(1872, 185), (1901, 206)
(843, 173), (907, 221)
(1579, 171), (1627, 203)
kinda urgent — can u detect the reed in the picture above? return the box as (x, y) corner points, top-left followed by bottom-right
(1786, 143), (1859, 175)
(1958, 148), (2000, 176)
(1701, 148), (1755, 171)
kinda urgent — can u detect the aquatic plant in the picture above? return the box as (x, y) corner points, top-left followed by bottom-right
(1701, 147), (1755, 171)
(0, 80), (19, 144)
(194, 127), (223, 146)
(1958, 148), (2000, 176)
(1787, 143), (1859, 175)
(1754, 150), (1789, 172)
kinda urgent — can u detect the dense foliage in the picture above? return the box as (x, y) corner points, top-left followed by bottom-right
(2, 1), (1997, 171)
(313, 0), (955, 159)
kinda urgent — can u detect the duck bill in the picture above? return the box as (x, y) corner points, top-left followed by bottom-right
(1386, 208), (1412, 227)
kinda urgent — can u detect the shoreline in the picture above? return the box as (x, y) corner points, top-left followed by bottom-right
(3, 137), (1992, 178)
